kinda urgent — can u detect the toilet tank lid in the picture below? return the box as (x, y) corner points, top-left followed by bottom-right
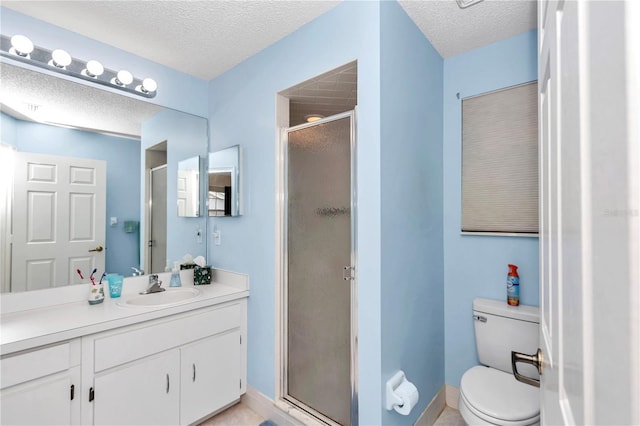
(473, 298), (539, 323)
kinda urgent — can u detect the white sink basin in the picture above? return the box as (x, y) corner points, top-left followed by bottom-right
(117, 288), (201, 308)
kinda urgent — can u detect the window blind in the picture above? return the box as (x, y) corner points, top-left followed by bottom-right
(461, 82), (539, 234)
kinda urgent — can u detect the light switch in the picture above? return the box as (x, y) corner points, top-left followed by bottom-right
(213, 230), (221, 246)
(110, 217), (118, 226)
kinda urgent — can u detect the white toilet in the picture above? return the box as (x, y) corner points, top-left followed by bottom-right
(458, 298), (540, 426)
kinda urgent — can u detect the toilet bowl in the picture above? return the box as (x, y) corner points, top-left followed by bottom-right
(458, 298), (540, 426)
(458, 366), (539, 425)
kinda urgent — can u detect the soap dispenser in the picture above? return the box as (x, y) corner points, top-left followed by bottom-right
(170, 261), (182, 287)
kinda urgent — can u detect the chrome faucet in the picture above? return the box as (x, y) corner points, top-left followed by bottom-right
(140, 274), (165, 294)
(131, 267), (144, 276)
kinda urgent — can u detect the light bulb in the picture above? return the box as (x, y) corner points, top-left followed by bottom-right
(305, 114), (324, 123)
(112, 70), (133, 86)
(10, 35), (34, 57)
(83, 60), (104, 78)
(50, 49), (72, 68)
(141, 78), (157, 93)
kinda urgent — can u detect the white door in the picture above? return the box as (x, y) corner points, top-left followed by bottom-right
(177, 169), (199, 217)
(538, 0), (639, 424)
(11, 153), (106, 291)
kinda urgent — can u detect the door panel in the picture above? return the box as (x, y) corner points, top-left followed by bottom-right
(0, 371), (75, 426)
(538, 1), (640, 424)
(285, 114), (354, 426)
(150, 165), (167, 274)
(180, 331), (241, 425)
(94, 350), (180, 426)
(11, 153), (106, 291)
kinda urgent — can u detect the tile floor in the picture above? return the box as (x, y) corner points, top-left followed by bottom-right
(433, 406), (466, 426)
(199, 403), (265, 426)
(201, 403), (465, 426)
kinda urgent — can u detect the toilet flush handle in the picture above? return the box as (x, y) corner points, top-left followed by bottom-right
(511, 348), (543, 388)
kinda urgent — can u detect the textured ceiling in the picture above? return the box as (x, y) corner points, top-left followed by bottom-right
(399, 0), (537, 58)
(1, 0), (342, 81)
(283, 61), (357, 127)
(2, 1), (537, 80)
(1, 1), (536, 134)
(1, 62), (162, 138)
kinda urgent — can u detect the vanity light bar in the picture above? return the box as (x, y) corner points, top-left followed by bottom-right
(0, 34), (157, 99)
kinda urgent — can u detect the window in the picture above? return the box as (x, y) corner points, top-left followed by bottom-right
(461, 82), (538, 234)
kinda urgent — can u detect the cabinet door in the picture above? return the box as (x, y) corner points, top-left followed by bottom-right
(180, 330), (241, 425)
(1, 369), (77, 425)
(94, 349), (180, 426)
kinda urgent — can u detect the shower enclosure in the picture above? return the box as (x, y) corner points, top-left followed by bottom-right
(282, 111), (357, 426)
(148, 165), (167, 274)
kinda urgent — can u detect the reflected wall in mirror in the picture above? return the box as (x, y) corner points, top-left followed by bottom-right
(0, 62), (208, 292)
(208, 145), (241, 217)
(177, 156), (200, 218)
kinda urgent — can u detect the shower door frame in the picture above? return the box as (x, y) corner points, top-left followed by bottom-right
(276, 110), (358, 426)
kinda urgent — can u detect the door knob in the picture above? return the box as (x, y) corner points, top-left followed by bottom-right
(511, 348), (543, 387)
(88, 245), (104, 253)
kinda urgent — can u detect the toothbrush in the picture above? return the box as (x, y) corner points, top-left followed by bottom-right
(76, 269), (84, 280)
(89, 268), (97, 284)
(99, 272), (106, 285)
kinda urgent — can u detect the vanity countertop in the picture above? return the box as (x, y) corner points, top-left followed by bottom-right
(0, 269), (249, 356)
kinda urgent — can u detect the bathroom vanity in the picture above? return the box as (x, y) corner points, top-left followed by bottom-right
(0, 270), (248, 426)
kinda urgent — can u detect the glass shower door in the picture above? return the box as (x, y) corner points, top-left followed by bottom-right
(285, 113), (355, 426)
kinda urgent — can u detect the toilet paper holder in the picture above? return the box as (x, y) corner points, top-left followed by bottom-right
(385, 370), (419, 415)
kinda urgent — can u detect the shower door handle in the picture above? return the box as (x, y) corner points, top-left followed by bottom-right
(343, 266), (355, 281)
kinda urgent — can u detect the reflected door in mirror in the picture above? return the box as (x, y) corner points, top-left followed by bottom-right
(11, 153), (106, 291)
(208, 170), (232, 217)
(208, 145), (241, 217)
(177, 156), (200, 217)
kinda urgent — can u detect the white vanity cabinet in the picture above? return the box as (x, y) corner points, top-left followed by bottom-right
(83, 299), (246, 425)
(180, 330), (241, 425)
(0, 340), (81, 425)
(93, 349), (181, 425)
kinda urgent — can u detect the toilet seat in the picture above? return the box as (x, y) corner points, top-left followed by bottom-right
(459, 366), (539, 426)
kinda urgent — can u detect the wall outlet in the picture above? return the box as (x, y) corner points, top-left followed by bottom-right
(213, 230), (221, 246)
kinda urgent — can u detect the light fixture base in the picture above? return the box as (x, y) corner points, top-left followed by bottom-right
(0, 34), (157, 99)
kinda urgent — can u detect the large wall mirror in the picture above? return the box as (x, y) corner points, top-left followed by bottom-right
(0, 62), (208, 293)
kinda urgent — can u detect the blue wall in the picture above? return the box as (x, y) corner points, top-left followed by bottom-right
(379, 2), (444, 424)
(141, 109), (208, 268)
(3, 112), (140, 276)
(207, 2), (384, 423)
(443, 30), (539, 387)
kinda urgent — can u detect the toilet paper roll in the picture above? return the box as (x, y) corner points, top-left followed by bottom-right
(393, 380), (419, 416)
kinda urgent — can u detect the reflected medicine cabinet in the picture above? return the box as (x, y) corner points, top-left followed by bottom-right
(177, 156), (201, 217)
(208, 145), (241, 217)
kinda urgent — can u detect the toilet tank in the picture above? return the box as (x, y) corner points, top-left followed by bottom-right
(473, 298), (540, 378)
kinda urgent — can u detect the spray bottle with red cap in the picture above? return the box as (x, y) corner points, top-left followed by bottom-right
(507, 264), (520, 306)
